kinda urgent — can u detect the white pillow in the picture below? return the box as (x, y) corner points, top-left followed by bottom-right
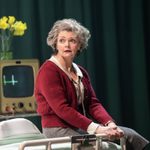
(0, 118), (41, 139)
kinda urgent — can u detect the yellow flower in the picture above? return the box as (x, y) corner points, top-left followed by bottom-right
(12, 21), (27, 36)
(8, 16), (16, 25)
(0, 16), (27, 36)
(0, 16), (9, 30)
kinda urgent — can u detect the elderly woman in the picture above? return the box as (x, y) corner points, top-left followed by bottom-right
(34, 18), (149, 150)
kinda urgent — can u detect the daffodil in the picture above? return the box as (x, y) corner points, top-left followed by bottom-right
(12, 21), (27, 36)
(0, 16), (9, 30)
(0, 16), (27, 59)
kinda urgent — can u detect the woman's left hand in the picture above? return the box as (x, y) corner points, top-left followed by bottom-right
(107, 122), (124, 139)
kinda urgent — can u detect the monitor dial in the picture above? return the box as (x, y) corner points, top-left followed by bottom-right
(18, 102), (24, 108)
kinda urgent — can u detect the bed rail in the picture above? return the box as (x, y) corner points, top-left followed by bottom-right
(19, 134), (126, 150)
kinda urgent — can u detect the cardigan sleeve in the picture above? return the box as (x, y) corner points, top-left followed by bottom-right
(35, 62), (92, 131)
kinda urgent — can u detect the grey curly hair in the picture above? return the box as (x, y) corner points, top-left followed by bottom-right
(47, 18), (91, 55)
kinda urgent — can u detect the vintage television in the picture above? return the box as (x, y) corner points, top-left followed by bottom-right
(0, 59), (39, 114)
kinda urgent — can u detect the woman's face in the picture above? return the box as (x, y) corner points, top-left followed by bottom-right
(56, 31), (80, 60)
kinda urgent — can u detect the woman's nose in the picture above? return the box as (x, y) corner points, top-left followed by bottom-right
(65, 40), (70, 46)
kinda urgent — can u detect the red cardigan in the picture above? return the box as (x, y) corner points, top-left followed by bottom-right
(34, 60), (113, 131)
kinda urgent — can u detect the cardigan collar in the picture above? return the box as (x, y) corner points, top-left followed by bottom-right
(49, 56), (83, 79)
(72, 63), (83, 78)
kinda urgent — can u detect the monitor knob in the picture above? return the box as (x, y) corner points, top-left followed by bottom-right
(5, 106), (13, 113)
(18, 102), (24, 108)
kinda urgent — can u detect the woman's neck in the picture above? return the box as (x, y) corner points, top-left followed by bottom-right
(52, 55), (73, 73)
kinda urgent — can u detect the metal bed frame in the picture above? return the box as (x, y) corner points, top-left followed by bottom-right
(19, 134), (126, 150)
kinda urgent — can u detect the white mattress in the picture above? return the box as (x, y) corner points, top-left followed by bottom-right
(0, 142), (71, 150)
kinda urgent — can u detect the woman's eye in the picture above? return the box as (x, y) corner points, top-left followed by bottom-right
(59, 39), (65, 43)
(70, 39), (77, 44)
(58, 38), (77, 44)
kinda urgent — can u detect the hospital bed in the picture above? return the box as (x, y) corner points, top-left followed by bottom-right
(0, 118), (126, 150)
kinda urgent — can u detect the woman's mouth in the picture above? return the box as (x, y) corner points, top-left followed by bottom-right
(64, 50), (72, 52)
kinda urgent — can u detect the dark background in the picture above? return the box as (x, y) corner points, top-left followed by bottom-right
(0, 0), (150, 140)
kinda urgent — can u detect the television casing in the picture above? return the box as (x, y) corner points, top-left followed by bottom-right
(0, 59), (39, 114)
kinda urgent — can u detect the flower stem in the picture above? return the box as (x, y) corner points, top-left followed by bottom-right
(0, 29), (12, 52)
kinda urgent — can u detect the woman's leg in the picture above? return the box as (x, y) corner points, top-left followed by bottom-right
(119, 126), (149, 150)
(43, 127), (81, 138)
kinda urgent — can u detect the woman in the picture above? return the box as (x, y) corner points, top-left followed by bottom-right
(35, 18), (149, 149)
